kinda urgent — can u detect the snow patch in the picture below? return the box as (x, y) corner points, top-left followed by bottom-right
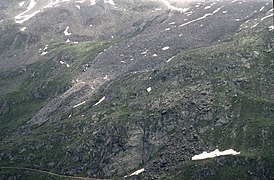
(230, 0), (238, 4)
(15, 0), (74, 23)
(204, 6), (210, 10)
(104, 0), (115, 6)
(159, 0), (189, 12)
(147, 87), (152, 92)
(165, 28), (170, 31)
(222, 11), (227, 14)
(179, 7), (222, 28)
(204, 2), (216, 10)
(60, 61), (70, 67)
(40, 45), (49, 55)
(90, 0), (96, 5)
(15, 0), (39, 23)
(66, 39), (78, 44)
(251, 23), (258, 28)
(179, 7), (222, 27)
(43, 45), (48, 51)
(43, 0), (72, 9)
(75, 5), (81, 9)
(20, 27), (27, 31)
(103, 75), (108, 80)
(76, 0), (95, 5)
(153, 54), (158, 57)
(169, 22), (176, 25)
(73, 101), (86, 108)
(179, 13), (211, 27)
(261, 13), (274, 21)
(259, 6), (265, 12)
(253, 51), (260, 56)
(41, 51), (48, 56)
(64, 26), (72, 36)
(162, 46), (170, 50)
(19, 1), (25, 7)
(93, 96), (106, 107)
(192, 149), (240, 160)
(124, 168), (145, 178)
(212, 7), (222, 14)
(166, 56), (175, 63)
(269, 25), (274, 31)
(141, 51), (148, 55)
(266, 8), (274, 14)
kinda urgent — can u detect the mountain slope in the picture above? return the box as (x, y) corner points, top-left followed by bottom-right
(0, 0), (273, 179)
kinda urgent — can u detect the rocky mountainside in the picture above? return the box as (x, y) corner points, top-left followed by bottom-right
(0, 0), (273, 179)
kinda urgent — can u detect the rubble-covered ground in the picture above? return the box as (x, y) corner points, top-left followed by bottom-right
(0, 0), (273, 179)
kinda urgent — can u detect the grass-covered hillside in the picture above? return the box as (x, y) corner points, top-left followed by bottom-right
(1, 25), (273, 179)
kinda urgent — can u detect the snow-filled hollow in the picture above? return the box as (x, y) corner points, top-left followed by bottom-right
(192, 149), (240, 160)
(261, 13), (274, 21)
(104, 0), (115, 6)
(19, 1), (25, 7)
(166, 56), (175, 63)
(64, 26), (72, 36)
(15, 0), (38, 24)
(159, 0), (189, 12)
(179, 6), (222, 28)
(204, 2), (216, 10)
(93, 96), (106, 107)
(41, 51), (48, 56)
(90, 0), (96, 5)
(20, 27), (27, 31)
(73, 101), (86, 108)
(124, 168), (145, 178)
(15, 0), (78, 23)
(269, 25), (274, 31)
